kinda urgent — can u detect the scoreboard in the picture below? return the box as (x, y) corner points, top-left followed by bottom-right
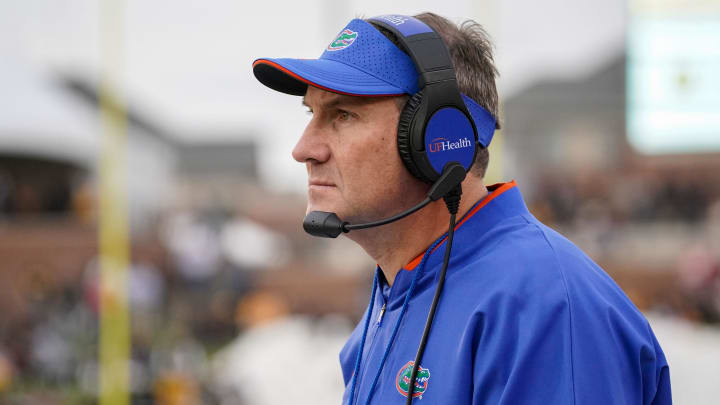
(627, 0), (720, 154)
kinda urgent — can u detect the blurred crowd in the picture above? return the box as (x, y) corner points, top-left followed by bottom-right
(0, 174), (364, 404)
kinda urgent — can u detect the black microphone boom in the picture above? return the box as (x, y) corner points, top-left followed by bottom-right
(302, 197), (432, 238)
(302, 211), (346, 238)
(302, 162), (466, 239)
(345, 197), (431, 231)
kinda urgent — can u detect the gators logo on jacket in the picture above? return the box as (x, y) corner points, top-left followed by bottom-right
(396, 361), (430, 398)
(327, 29), (358, 51)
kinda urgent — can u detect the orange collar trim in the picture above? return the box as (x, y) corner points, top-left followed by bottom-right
(403, 180), (518, 271)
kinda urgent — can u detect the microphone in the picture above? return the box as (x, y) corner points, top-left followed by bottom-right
(302, 162), (466, 238)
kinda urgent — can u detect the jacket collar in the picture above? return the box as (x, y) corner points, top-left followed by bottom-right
(377, 181), (528, 307)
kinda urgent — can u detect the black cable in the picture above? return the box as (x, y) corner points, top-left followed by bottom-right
(344, 197), (432, 231)
(405, 185), (461, 404)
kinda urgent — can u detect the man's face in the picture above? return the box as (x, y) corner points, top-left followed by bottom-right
(293, 86), (426, 224)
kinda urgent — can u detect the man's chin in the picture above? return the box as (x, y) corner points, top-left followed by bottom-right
(306, 203), (341, 216)
(306, 188), (340, 213)
(305, 200), (354, 222)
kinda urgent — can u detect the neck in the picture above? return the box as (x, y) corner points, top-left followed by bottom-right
(347, 177), (488, 286)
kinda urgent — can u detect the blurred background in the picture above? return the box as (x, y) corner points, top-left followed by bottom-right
(1, 0), (719, 404)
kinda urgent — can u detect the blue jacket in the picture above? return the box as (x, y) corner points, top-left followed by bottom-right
(340, 181), (671, 404)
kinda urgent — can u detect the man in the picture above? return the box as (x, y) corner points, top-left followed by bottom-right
(253, 12), (671, 404)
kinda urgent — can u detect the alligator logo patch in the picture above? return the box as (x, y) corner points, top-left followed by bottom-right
(327, 29), (358, 51)
(396, 361), (430, 399)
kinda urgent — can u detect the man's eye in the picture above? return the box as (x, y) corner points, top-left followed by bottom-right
(338, 110), (351, 121)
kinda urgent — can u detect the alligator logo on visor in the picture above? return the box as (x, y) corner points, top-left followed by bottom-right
(396, 361), (430, 399)
(327, 29), (358, 51)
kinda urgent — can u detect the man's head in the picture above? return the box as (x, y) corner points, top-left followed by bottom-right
(253, 13), (499, 221)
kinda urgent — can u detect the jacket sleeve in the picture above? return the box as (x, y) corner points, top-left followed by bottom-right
(471, 287), (575, 405)
(471, 279), (671, 405)
(647, 330), (672, 405)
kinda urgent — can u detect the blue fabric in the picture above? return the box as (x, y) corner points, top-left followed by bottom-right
(256, 19), (419, 96)
(347, 272), (379, 405)
(361, 236), (439, 405)
(339, 184), (671, 404)
(462, 94), (496, 147)
(369, 15), (434, 37)
(425, 108), (477, 172)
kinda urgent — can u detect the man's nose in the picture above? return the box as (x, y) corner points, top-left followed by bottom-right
(292, 121), (331, 164)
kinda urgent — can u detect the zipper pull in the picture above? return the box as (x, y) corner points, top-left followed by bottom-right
(377, 303), (386, 326)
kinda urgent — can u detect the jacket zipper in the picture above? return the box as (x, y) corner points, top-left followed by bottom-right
(377, 303), (386, 326)
(353, 302), (387, 405)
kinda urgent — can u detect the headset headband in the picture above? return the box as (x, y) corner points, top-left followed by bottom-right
(368, 15), (457, 89)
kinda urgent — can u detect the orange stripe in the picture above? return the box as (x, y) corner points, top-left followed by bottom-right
(404, 252), (425, 272)
(404, 180), (517, 271)
(253, 59), (405, 97)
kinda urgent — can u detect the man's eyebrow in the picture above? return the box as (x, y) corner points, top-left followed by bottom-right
(302, 95), (373, 110)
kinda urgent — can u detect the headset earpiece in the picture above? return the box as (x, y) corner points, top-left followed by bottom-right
(397, 91), (429, 182)
(398, 92), (477, 184)
(398, 92), (478, 184)
(369, 16), (483, 185)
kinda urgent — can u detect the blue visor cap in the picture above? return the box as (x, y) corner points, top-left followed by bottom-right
(253, 19), (418, 96)
(253, 18), (496, 147)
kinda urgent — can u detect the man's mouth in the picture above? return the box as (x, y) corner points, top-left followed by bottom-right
(308, 180), (336, 187)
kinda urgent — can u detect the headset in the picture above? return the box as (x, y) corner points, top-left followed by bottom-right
(370, 14), (479, 185)
(303, 15), (496, 405)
